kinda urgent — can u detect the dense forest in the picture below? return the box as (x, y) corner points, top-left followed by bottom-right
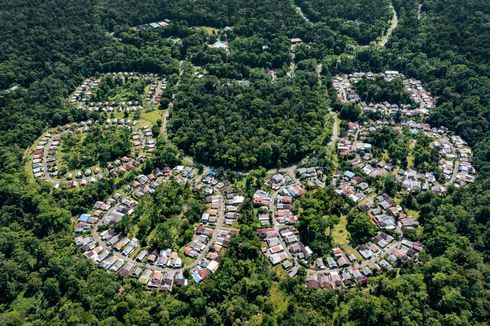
(168, 74), (328, 170)
(0, 0), (488, 325)
(115, 179), (205, 249)
(295, 0), (392, 44)
(354, 77), (415, 105)
(61, 125), (132, 170)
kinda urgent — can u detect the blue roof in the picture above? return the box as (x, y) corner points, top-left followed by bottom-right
(192, 271), (202, 283)
(208, 171), (217, 176)
(79, 214), (91, 222)
(344, 171), (355, 178)
(75, 227), (84, 233)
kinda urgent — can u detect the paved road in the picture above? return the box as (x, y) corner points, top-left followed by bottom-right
(91, 174), (226, 274)
(270, 186), (299, 268)
(316, 63), (323, 86)
(161, 109), (169, 138)
(445, 140), (461, 185)
(187, 188), (226, 269)
(152, 80), (164, 103)
(41, 135), (59, 183)
(448, 160), (460, 184)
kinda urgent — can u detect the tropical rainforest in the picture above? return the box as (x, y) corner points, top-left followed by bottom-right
(114, 179), (206, 249)
(0, 0), (488, 325)
(168, 75), (327, 170)
(61, 125), (132, 170)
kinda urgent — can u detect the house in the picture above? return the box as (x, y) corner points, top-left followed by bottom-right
(316, 258), (325, 269)
(351, 268), (368, 285)
(306, 273), (319, 289)
(138, 269), (153, 285)
(109, 259), (124, 272)
(135, 250), (148, 262)
(342, 271), (353, 286)
(149, 271), (163, 288)
(330, 271), (342, 288)
(337, 256), (349, 267)
(318, 274), (331, 288)
(207, 260), (220, 273)
(119, 262), (134, 277)
(326, 257), (338, 269)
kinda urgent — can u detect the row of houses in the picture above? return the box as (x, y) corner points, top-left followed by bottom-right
(333, 71), (435, 115)
(32, 121), (106, 184)
(296, 167), (326, 188)
(33, 119), (157, 187)
(74, 166), (207, 291)
(336, 119), (474, 193)
(435, 135), (475, 186)
(146, 79), (168, 104)
(305, 232), (422, 289)
(187, 173), (239, 283)
(132, 19), (171, 32)
(75, 235), (185, 292)
(256, 175), (309, 276)
(190, 228), (238, 284)
(71, 72), (165, 111)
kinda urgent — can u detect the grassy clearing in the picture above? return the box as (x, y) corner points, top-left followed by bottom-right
(272, 264), (288, 279)
(183, 256), (195, 266)
(196, 26), (218, 36)
(359, 192), (376, 206)
(332, 216), (362, 261)
(269, 282), (288, 317)
(136, 109), (162, 129)
(406, 208), (420, 219)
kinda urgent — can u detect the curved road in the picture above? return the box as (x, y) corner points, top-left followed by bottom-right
(91, 182), (226, 274)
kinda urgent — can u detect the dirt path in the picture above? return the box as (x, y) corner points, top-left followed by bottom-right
(294, 4), (313, 25)
(316, 63), (322, 86)
(378, 4), (398, 47)
(327, 113), (339, 146)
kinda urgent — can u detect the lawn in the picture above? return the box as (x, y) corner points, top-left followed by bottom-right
(135, 109), (162, 129)
(332, 216), (362, 261)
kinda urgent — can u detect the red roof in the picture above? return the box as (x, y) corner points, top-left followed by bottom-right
(199, 269), (209, 278)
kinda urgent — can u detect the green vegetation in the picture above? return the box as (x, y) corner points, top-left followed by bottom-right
(412, 131), (440, 173)
(364, 127), (440, 174)
(354, 76), (415, 105)
(346, 210), (377, 245)
(0, 0), (488, 324)
(92, 75), (151, 103)
(115, 179), (205, 249)
(295, 0), (392, 45)
(294, 187), (345, 256)
(169, 74), (328, 170)
(60, 125), (131, 170)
